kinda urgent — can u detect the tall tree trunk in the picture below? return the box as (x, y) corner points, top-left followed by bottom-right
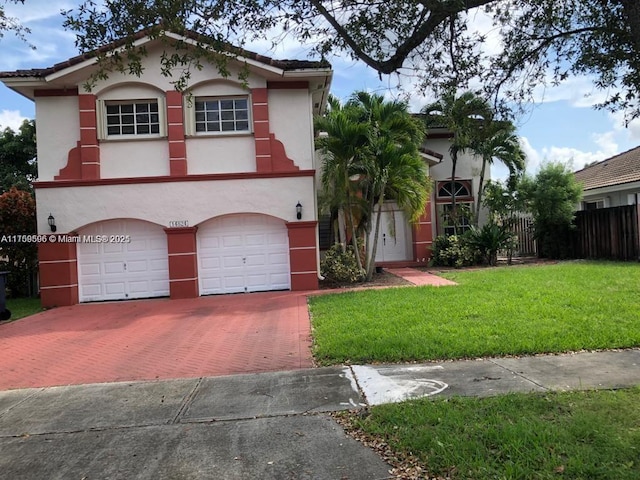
(366, 193), (386, 281)
(474, 156), (487, 227)
(344, 199), (363, 272)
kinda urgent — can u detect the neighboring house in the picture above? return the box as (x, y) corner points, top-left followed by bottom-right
(574, 146), (640, 210)
(0, 31), (332, 307)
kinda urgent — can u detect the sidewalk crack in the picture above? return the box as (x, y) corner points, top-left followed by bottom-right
(170, 377), (203, 424)
(488, 358), (549, 391)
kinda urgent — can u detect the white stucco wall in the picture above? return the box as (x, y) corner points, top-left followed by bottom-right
(100, 140), (170, 178)
(91, 45), (267, 95)
(268, 89), (314, 170)
(35, 96), (80, 181)
(35, 176), (317, 234)
(425, 138), (484, 197)
(186, 136), (255, 174)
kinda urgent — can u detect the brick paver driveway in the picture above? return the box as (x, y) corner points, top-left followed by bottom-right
(0, 291), (313, 390)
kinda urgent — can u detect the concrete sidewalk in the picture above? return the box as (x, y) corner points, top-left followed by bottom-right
(1, 349), (638, 479)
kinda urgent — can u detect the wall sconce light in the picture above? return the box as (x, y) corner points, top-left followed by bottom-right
(48, 214), (57, 232)
(296, 202), (302, 220)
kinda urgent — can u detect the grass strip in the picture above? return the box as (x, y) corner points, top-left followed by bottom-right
(340, 387), (640, 480)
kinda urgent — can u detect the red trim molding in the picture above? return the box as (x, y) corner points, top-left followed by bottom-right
(267, 81), (309, 90)
(166, 90), (188, 176)
(38, 241), (79, 307)
(251, 87), (272, 172)
(165, 226), (198, 298)
(78, 93), (100, 180)
(412, 200), (434, 264)
(286, 221), (318, 291)
(55, 142), (82, 180)
(35, 169), (315, 188)
(34, 88), (79, 97)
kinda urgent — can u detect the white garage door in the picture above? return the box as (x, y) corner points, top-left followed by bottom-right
(198, 214), (291, 295)
(77, 219), (170, 302)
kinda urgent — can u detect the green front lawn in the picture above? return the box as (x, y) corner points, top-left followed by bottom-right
(3, 297), (43, 322)
(344, 387), (640, 480)
(309, 261), (640, 364)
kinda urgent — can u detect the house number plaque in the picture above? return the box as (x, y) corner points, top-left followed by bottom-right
(169, 220), (189, 227)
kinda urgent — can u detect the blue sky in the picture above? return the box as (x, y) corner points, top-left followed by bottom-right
(1, 1), (639, 181)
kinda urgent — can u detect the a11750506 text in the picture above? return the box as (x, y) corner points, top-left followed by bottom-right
(0, 234), (131, 244)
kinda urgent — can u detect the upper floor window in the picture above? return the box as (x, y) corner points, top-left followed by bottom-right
(186, 96), (251, 136)
(97, 97), (166, 140)
(106, 101), (160, 135)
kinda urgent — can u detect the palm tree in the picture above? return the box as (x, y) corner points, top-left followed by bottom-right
(422, 90), (492, 234)
(472, 120), (526, 226)
(314, 95), (368, 271)
(347, 92), (430, 280)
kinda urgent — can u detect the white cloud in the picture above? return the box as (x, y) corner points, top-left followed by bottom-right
(518, 133), (618, 176)
(0, 110), (28, 131)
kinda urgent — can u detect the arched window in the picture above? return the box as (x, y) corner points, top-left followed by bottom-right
(437, 181), (471, 199)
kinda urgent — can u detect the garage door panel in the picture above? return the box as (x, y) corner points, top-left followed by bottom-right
(222, 234), (243, 248)
(78, 219), (169, 302)
(245, 253), (267, 266)
(245, 233), (266, 246)
(104, 282), (126, 296)
(198, 214), (292, 296)
(104, 261), (125, 275)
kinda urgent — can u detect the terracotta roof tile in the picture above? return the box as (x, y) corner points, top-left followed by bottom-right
(574, 146), (640, 190)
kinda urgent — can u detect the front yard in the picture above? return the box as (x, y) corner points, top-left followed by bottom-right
(309, 261), (640, 364)
(311, 261), (640, 479)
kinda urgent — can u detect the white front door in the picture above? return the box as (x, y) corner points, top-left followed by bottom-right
(371, 204), (411, 262)
(77, 219), (169, 302)
(198, 214), (291, 295)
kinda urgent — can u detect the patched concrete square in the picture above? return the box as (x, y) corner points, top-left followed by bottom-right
(0, 379), (199, 437)
(183, 367), (364, 421)
(355, 360), (544, 403)
(492, 350), (640, 391)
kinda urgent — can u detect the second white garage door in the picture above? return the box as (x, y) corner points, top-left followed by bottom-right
(198, 214), (291, 295)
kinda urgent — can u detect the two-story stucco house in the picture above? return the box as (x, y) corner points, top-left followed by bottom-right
(0, 31), (332, 307)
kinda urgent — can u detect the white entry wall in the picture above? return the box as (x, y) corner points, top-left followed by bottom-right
(369, 203), (411, 262)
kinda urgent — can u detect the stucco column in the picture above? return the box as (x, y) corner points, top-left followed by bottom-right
(286, 221), (319, 290)
(412, 200), (434, 264)
(165, 227), (198, 298)
(166, 91), (187, 176)
(38, 240), (78, 307)
(78, 94), (100, 180)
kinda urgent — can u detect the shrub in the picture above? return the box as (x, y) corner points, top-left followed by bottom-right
(431, 234), (480, 268)
(321, 244), (365, 284)
(465, 223), (516, 266)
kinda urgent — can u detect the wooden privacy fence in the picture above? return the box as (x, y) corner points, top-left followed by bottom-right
(510, 215), (537, 256)
(571, 204), (640, 261)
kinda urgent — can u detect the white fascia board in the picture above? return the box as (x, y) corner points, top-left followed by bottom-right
(1, 77), (47, 88)
(583, 180), (640, 197)
(419, 152), (442, 166)
(282, 69), (333, 78)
